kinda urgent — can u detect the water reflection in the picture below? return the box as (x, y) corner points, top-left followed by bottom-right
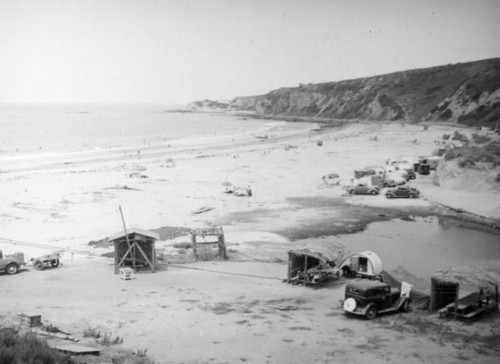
(291, 216), (500, 281)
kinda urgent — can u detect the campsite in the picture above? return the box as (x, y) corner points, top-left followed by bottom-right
(2, 2), (500, 362)
(1, 117), (500, 363)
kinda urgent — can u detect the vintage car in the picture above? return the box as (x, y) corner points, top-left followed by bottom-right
(346, 183), (380, 195)
(385, 185), (420, 198)
(342, 280), (411, 320)
(383, 173), (406, 187)
(405, 170), (417, 180)
(0, 250), (26, 275)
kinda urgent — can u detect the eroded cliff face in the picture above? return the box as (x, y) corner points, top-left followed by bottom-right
(434, 159), (500, 192)
(434, 140), (500, 193)
(188, 58), (500, 127)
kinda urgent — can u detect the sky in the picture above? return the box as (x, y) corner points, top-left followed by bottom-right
(0, 0), (499, 104)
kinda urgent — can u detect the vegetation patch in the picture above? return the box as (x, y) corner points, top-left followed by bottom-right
(444, 141), (500, 166)
(0, 328), (72, 364)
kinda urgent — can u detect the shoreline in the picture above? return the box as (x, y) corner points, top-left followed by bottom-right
(2, 117), (500, 363)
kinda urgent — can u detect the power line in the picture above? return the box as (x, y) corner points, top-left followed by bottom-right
(0, 237), (92, 255)
(165, 263), (282, 281)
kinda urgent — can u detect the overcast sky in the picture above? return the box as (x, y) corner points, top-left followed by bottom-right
(1, 0), (499, 104)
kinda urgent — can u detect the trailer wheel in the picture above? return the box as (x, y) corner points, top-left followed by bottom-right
(34, 260), (44, 270)
(365, 306), (378, 320)
(51, 259), (60, 268)
(5, 263), (18, 275)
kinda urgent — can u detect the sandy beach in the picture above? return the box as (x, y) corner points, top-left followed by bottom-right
(1, 119), (500, 363)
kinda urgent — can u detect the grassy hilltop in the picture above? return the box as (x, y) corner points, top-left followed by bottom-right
(189, 58), (500, 128)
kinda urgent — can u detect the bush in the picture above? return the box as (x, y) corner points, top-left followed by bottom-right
(0, 328), (73, 364)
(83, 326), (102, 338)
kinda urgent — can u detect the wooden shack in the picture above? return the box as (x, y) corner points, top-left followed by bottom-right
(108, 228), (160, 274)
(190, 226), (226, 261)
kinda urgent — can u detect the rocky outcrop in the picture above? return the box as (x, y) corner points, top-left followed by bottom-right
(188, 58), (500, 127)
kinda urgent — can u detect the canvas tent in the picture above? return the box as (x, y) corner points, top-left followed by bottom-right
(354, 168), (377, 179)
(380, 271), (430, 310)
(108, 228), (160, 274)
(287, 249), (340, 285)
(339, 251), (383, 278)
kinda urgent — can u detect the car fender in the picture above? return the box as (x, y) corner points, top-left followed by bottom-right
(361, 302), (375, 316)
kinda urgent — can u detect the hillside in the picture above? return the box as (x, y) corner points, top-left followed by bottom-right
(188, 58), (500, 127)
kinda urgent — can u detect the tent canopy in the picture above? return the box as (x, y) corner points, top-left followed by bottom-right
(287, 249), (340, 285)
(380, 270), (430, 310)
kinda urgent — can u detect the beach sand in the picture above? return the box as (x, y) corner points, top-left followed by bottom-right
(1, 120), (499, 363)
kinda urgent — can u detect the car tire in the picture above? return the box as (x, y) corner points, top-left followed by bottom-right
(365, 306), (377, 320)
(5, 263), (18, 275)
(51, 259), (59, 268)
(386, 194), (392, 199)
(349, 190), (355, 194)
(401, 300), (411, 312)
(409, 194), (415, 198)
(371, 190), (378, 195)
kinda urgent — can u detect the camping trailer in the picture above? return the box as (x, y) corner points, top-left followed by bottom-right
(339, 251), (383, 278)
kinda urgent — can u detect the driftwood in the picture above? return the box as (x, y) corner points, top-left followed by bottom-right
(31, 328), (79, 342)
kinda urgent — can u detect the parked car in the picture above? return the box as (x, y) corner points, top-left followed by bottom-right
(346, 183), (380, 195)
(383, 172), (406, 187)
(414, 163), (431, 175)
(405, 170), (416, 180)
(342, 280), (411, 320)
(385, 186), (420, 199)
(0, 250), (26, 275)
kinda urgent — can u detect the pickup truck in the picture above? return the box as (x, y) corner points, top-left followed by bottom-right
(0, 250), (26, 275)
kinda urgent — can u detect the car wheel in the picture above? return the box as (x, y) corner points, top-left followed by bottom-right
(386, 194), (392, 199)
(409, 193), (415, 198)
(51, 259), (59, 267)
(365, 306), (377, 320)
(401, 300), (411, 312)
(349, 190), (355, 194)
(371, 190), (378, 195)
(5, 263), (18, 275)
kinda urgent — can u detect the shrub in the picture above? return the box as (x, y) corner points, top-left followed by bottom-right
(98, 332), (123, 346)
(83, 326), (102, 338)
(0, 328), (73, 364)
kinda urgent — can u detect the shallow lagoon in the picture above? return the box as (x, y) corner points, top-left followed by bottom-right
(337, 216), (500, 280)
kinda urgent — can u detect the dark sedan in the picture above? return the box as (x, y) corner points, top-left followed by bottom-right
(385, 186), (420, 198)
(347, 183), (380, 195)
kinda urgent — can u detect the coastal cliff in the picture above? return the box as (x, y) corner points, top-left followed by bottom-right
(188, 58), (500, 127)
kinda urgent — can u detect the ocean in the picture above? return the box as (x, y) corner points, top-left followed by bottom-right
(0, 103), (277, 155)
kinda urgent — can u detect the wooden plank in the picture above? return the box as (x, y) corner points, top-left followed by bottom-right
(50, 343), (100, 355)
